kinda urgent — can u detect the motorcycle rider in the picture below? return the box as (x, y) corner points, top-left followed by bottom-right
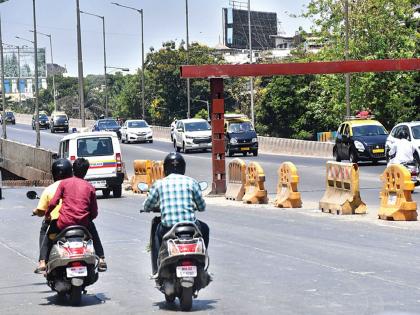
(46, 157), (107, 271)
(32, 158), (73, 273)
(143, 152), (209, 275)
(388, 129), (420, 166)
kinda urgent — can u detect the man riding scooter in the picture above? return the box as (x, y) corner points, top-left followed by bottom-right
(143, 152), (210, 276)
(388, 129), (420, 165)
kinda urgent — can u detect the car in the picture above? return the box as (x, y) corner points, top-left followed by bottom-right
(56, 131), (124, 198)
(92, 118), (121, 139)
(224, 114), (258, 157)
(386, 121), (420, 161)
(333, 117), (388, 164)
(3, 111), (16, 124)
(32, 112), (50, 129)
(50, 111), (69, 133)
(173, 118), (212, 153)
(121, 119), (153, 144)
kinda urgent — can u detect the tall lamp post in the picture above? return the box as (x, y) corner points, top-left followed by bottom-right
(344, 0), (350, 116)
(185, 0), (191, 119)
(194, 99), (210, 121)
(248, 0), (255, 126)
(0, 0), (10, 140)
(111, 2), (145, 119)
(80, 10), (108, 116)
(29, 30), (57, 112)
(76, 0), (85, 127)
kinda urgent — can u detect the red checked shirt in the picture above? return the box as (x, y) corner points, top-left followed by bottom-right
(47, 177), (98, 230)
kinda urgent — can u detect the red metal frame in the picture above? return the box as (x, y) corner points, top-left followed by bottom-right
(181, 58), (420, 195)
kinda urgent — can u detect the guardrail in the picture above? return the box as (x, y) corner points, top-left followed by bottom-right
(13, 113), (333, 158)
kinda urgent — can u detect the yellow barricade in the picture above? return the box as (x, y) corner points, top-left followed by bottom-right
(378, 164), (417, 221)
(225, 158), (247, 201)
(274, 162), (302, 208)
(319, 161), (366, 215)
(150, 161), (164, 185)
(131, 160), (152, 193)
(243, 162), (268, 204)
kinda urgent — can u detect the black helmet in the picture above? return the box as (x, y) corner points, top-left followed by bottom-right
(163, 152), (186, 176)
(52, 158), (73, 181)
(400, 129), (409, 140)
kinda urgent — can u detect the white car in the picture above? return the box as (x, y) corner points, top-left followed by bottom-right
(173, 118), (212, 153)
(386, 121), (420, 160)
(121, 119), (153, 144)
(56, 131), (124, 198)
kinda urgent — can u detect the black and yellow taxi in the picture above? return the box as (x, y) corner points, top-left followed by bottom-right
(224, 114), (258, 157)
(333, 117), (388, 164)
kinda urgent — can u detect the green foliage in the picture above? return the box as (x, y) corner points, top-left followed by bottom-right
(194, 108), (209, 120)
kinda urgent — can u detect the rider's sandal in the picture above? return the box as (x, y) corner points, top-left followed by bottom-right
(98, 259), (107, 272)
(34, 266), (46, 274)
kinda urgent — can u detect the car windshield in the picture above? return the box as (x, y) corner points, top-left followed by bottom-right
(77, 137), (114, 157)
(5, 112), (13, 117)
(185, 121), (211, 132)
(412, 125), (420, 140)
(98, 120), (119, 128)
(56, 115), (67, 120)
(128, 121), (148, 128)
(352, 125), (388, 136)
(228, 121), (254, 133)
(39, 114), (48, 119)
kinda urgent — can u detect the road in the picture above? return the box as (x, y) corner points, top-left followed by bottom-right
(1, 124), (420, 314)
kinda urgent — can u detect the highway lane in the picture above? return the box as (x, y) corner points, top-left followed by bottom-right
(1, 187), (420, 314)
(6, 123), (418, 213)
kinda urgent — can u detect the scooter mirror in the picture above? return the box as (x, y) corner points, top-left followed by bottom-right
(137, 182), (149, 192)
(26, 191), (39, 200)
(198, 181), (208, 191)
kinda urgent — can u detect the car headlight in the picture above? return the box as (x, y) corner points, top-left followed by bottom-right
(252, 138), (258, 143)
(354, 140), (365, 152)
(230, 138), (238, 144)
(186, 135), (194, 139)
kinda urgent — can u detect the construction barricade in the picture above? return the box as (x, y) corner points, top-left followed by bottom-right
(243, 161), (268, 204)
(225, 158), (247, 201)
(378, 164), (417, 221)
(319, 161), (367, 215)
(131, 160), (152, 193)
(274, 162), (302, 208)
(150, 161), (164, 185)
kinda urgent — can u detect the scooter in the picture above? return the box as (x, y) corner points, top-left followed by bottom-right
(27, 191), (99, 306)
(401, 161), (420, 187)
(138, 182), (211, 311)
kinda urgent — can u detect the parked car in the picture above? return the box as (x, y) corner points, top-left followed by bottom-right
(3, 111), (16, 124)
(333, 117), (388, 163)
(50, 111), (69, 133)
(92, 118), (121, 139)
(386, 121), (420, 160)
(224, 114), (258, 157)
(32, 112), (50, 129)
(56, 131), (124, 198)
(173, 118), (212, 153)
(121, 119), (153, 144)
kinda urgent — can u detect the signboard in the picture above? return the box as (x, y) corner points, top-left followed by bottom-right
(2, 47), (47, 79)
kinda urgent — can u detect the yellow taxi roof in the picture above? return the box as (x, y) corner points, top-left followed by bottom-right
(344, 119), (384, 127)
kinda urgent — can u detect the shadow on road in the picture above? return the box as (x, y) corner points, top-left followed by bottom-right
(154, 298), (218, 312)
(41, 292), (109, 307)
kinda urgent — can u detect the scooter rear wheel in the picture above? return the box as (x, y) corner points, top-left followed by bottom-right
(179, 287), (193, 311)
(69, 286), (82, 306)
(165, 294), (175, 303)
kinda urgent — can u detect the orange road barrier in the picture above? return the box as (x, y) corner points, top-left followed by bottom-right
(274, 162), (302, 208)
(319, 161), (367, 215)
(225, 158), (247, 201)
(131, 160), (152, 193)
(378, 164), (417, 221)
(243, 161), (268, 204)
(150, 161), (164, 185)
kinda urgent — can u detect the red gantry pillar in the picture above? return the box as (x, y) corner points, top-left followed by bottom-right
(210, 78), (226, 194)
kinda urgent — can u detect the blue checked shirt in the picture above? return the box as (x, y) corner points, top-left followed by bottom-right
(143, 174), (206, 227)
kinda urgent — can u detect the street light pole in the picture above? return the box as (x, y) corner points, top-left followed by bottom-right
(111, 2), (145, 119)
(32, 0), (40, 147)
(194, 99), (210, 121)
(344, 0), (351, 116)
(76, 0), (85, 127)
(80, 11), (108, 117)
(248, 0), (255, 126)
(0, 12), (7, 140)
(185, 0), (191, 119)
(30, 30), (57, 112)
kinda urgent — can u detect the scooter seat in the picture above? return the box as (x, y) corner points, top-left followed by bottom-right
(54, 225), (92, 242)
(162, 222), (202, 241)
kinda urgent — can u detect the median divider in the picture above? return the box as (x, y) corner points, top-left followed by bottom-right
(319, 161), (366, 215)
(225, 158), (247, 201)
(131, 160), (152, 193)
(243, 161), (268, 204)
(274, 162), (302, 208)
(378, 164), (417, 221)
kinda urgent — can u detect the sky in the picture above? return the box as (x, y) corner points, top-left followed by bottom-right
(1, 0), (312, 76)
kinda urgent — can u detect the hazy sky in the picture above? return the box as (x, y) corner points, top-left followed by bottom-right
(1, 0), (312, 76)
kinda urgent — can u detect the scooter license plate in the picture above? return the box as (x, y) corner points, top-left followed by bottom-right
(176, 265), (197, 278)
(66, 266), (87, 278)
